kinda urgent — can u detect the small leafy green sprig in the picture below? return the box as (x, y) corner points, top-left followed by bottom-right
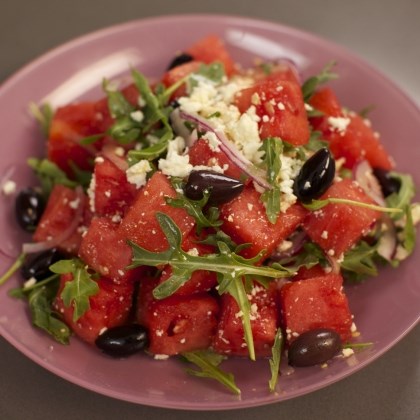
(127, 213), (293, 360)
(259, 137), (283, 224)
(165, 178), (222, 234)
(181, 350), (240, 395)
(49, 258), (100, 322)
(9, 273), (71, 344)
(301, 61), (338, 102)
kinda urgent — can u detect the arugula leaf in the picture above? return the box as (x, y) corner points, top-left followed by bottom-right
(198, 230), (239, 252)
(358, 105), (375, 118)
(385, 172), (415, 220)
(181, 350), (240, 395)
(103, 79), (134, 119)
(29, 102), (54, 137)
(131, 69), (173, 141)
(303, 197), (402, 214)
(343, 342), (374, 350)
(28, 280), (71, 344)
(402, 204), (416, 254)
(341, 241), (378, 282)
(304, 130), (329, 152)
(259, 138), (283, 224)
(27, 158), (77, 196)
(79, 133), (104, 145)
(128, 213), (294, 360)
(269, 329), (283, 392)
(273, 242), (325, 272)
(107, 116), (141, 144)
(69, 161), (93, 190)
(0, 253), (26, 286)
(127, 139), (171, 164)
(189, 62), (226, 90)
(301, 61), (338, 102)
(165, 179), (222, 234)
(49, 259), (99, 322)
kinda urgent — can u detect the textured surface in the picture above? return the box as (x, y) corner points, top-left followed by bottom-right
(0, 0), (419, 419)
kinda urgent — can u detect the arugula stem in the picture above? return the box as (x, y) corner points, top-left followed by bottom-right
(0, 253), (26, 286)
(304, 197), (402, 214)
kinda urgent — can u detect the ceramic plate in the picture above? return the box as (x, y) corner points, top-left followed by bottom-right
(0, 14), (419, 410)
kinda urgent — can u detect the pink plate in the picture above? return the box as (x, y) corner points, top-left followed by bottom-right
(0, 14), (419, 410)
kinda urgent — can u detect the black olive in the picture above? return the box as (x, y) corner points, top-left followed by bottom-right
(184, 170), (244, 206)
(372, 167), (401, 197)
(95, 324), (149, 358)
(288, 328), (342, 367)
(21, 248), (63, 281)
(15, 188), (45, 231)
(293, 148), (335, 203)
(166, 52), (194, 70)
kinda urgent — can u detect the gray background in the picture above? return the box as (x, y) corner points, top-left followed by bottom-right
(0, 0), (419, 419)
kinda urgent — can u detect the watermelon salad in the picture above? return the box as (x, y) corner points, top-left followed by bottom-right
(1, 34), (419, 394)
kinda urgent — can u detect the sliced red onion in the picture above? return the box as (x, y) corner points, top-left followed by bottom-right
(179, 110), (271, 190)
(102, 144), (129, 171)
(353, 160), (386, 206)
(22, 186), (85, 254)
(376, 215), (397, 261)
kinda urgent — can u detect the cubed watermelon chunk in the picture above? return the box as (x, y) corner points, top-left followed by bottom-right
(302, 179), (380, 257)
(220, 185), (307, 259)
(279, 273), (352, 343)
(212, 283), (279, 357)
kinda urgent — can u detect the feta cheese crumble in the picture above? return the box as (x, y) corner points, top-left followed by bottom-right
(126, 159), (152, 188)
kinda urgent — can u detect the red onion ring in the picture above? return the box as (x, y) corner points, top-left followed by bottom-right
(102, 144), (129, 171)
(22, 186), (85, 254)
(179, 110), (271, 190)
(325, 253), (340, 274)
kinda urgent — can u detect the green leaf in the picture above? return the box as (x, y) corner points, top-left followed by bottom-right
(269, 329), (283, 392)
(69, 161), (93, 189)
(198, 230), (239, 252)
(341, 241), (378, 282)
(301, 61), (338, 101)
(29, 102), (54, 137)
(50, 259), (99, 321)
(165, 181), (222, 234)
(182, 350), (241, 395)
(27, 279), (71, 344)
(0, 253), (26, 286)
(107, 116), (141, 144)
(128, 213), (293, 360)
(304, 130), (329, 152)
(259, 138), (283, 224)
(402, 204), (416, 254)
(189, 62), (226, 90)
(27, 158), (77, 196)
(103, 79), (134, 119)
(385, 172), (415, 220)
(303, 197), (402, 214)
(273, 242), (325, 273)
(127, 139), (171, 164)
(79, 133), (105, 145)
(358, 105), (375, 118)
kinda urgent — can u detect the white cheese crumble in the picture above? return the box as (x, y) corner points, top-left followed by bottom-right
(23, 277), (37, 289)
(130, 110), (144, 122)
(2, 180), (16, 195)
(126, 159), (152, 189)
(87, 174), (96, 213)
(341, 348), (354, 358)
(154, 354), (169, 360)
(327, 116), (350, 135)
(158, 136), (193, 178)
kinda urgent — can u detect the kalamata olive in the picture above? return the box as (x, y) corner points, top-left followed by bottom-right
(184, 170), (244, 206)
(288, 328), (342, 367)
(166, 52), (194, 70)
(95, 324), (149, 358)
(20, 248), (63, 281)
(372, 167), (401, 197)
(293, 148), (335, 203)
(15, 188), (45, 231)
